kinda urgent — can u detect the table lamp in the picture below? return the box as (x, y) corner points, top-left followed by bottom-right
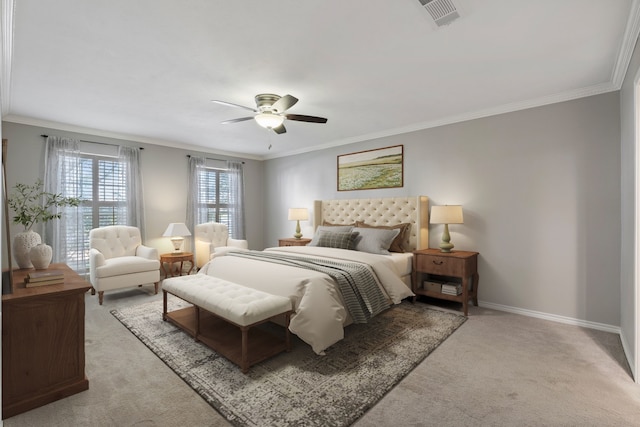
(162, 222), (191, 253)
(288, 208), (309, 239)
(430, 205), (463, 253)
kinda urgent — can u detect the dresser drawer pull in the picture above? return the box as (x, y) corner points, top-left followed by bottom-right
(432, 260), (444, 265)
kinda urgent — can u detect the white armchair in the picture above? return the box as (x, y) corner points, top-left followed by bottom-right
(89, 225), (160, 305)
(194, 222), (248, 268)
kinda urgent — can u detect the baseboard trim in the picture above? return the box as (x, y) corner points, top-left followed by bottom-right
(478, 300), (621, 334)
(620, 332), (637, 381)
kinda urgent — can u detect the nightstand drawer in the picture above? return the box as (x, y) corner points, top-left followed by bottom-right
(416, 255), (464, 276)
(278, 238), (311, 247)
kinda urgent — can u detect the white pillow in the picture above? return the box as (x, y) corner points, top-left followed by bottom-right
(308, 225), (354, 246)
(352, 227), (401, 255)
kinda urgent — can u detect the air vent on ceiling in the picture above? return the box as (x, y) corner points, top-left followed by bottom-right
(419, 0), (460, 27)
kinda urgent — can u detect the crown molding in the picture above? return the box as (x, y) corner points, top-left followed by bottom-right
(612, 0), (640, 88)
(2, 114), (263, 161)
(263, 81), (619, 160)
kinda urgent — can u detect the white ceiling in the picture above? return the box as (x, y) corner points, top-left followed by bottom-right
(2, 0), (639, 160)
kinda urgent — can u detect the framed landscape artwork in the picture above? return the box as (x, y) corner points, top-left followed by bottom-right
(337, 145), (404, 191)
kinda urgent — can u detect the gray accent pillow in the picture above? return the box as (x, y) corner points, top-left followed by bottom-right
(352, 227), (401, 255)
(308, 225), (354, 246)
(315, 231), (359, 250)
(355, 221), (411, 253)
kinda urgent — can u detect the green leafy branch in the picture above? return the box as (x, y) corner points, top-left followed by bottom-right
(8, 179), (81, 231)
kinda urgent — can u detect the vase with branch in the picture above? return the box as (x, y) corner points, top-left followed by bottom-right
(8, 179), (81, 269)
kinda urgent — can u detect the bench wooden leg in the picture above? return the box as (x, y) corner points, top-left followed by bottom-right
(98, 291), (104, 305)
(285, 312), (292, 352)
(241, 326), (249, 374)
(194, 306), (200, 342)
(162, 290), (168, 321)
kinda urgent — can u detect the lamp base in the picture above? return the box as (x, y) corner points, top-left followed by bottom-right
(170, 237), (184, 252)
(438, 242), (454, 253)
(439, 224), (454, 253)
(293, 220), (303, 239)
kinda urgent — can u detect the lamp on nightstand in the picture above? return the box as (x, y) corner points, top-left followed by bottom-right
(162, 222), (191, 253)
(288, 208), (309, 239)
(430, 205), (463, 253)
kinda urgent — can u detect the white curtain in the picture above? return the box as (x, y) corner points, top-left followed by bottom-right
(43, 136), (85, 270)
(186, 156), (205, 253)
(118, 146), (146, 238)
(226, 160), (245, 240)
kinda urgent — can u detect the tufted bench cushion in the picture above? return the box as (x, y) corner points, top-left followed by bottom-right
(162, 274), (293, 373)
(162, 275), (291, 326)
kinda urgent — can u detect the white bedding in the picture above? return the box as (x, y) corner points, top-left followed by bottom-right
(197, 246), (414, 354)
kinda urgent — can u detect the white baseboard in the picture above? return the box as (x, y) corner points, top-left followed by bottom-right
(478, 300), (622, 334)
(619, 332), (637, 382)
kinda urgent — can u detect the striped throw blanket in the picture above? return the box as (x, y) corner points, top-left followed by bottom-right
(226, 251), (390, 323)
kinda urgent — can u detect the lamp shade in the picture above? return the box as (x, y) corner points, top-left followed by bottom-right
(255, 112), (285, 129)
(288, 208), (309, 221)
(430, 205), (463, 224)
(162, 222), (192, 237)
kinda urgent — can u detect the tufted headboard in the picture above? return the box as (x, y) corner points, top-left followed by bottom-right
(313, 196), (429, 251)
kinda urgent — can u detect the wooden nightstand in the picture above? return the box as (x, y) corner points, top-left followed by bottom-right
(160, 252), (195, 278)
(278, 238), (312, 247)
(412, 248), (479, 316)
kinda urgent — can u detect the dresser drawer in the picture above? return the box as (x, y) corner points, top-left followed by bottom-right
(416, 254), (464, 276)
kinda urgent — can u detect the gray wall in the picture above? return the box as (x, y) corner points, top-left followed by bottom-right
(1, 91), (624, 329)
(620, 36), (640, 376)
(264, 92), (622, 327)
(1, 122), (265, 256)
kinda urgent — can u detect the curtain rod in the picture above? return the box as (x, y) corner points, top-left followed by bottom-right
(187, 154), (244, 164)
(40, 134), (144, 150)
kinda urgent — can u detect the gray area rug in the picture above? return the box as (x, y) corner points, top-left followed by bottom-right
(111, 298), (466, 427)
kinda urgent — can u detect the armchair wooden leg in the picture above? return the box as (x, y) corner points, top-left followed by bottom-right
(154, 282), (159, 294)
(91, 287), (96, 295)
(98, 291), (104, 305)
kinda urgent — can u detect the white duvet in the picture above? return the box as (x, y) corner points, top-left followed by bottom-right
(197, 246), (414, 354)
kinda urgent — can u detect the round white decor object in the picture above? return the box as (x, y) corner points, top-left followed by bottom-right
(30, 243), (53, 270)
(13, 230), (42, 269)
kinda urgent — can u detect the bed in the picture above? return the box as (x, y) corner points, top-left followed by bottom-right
(197, 196), (429, 354)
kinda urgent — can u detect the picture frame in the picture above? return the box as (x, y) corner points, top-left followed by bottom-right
(337, 144), (404, 191)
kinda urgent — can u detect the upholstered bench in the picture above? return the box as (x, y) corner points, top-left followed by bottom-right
(162, 274), (293, 373)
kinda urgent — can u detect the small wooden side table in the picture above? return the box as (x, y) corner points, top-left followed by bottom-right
(160, 252), (195, 278)
(412, 248), (479, 316)
(278, 238), (312, 247)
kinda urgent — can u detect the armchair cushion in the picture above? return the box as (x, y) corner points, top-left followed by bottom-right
(93, 256), (160, 278)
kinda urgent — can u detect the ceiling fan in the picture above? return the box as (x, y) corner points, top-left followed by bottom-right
(211, 93), (327, 134)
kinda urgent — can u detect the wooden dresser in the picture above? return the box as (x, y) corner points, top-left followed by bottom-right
(2, 263), (91, 419)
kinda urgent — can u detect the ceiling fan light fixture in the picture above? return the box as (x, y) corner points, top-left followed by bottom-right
(255, 112), (284, 129)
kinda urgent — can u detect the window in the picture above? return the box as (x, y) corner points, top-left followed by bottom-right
(45, 136), (145, 276)
(188, 157), (245, 241)
(62, 153), (129, 272)
(197, 167), (241, 237)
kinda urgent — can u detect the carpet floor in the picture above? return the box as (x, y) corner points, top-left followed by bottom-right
(111, 297), (466, 427)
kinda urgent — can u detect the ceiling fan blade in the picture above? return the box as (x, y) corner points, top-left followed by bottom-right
(272, 124), (287, 134)
(211, 100), (257, 112)
(285, 114), (328, 124)
(220, 117), (254, 124)
(271, 95), (298, 113)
